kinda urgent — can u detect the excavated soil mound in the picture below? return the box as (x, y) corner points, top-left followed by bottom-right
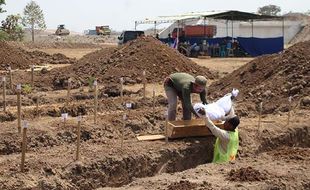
(0, 41), (76, 70)
(28, 50), (77, 65)
(167, 180), (198, 190)
(0, 41), (36, 69)
(268, 147), (310, 161)
(210, 41), (310, 114)
(50, 37), (217, 88)
(227, 167), (268, 182)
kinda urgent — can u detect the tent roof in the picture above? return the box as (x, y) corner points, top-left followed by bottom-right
(202, 10), (282, 21)
(136, 10), (282, 25)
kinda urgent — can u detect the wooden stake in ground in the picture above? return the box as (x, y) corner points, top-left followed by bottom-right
(66, 79), (71, 106)
(76, 115), (81, 161)
(93, 80), (98, 124)
(8, 66), (13, 90)
(30, 65), (34, 88)
(121, 113), (127, 150)
(61, 113), (68, 127)
(2, 77), (6, 112)
(20, 121), (28, 172)
(142, 70), (146, 99)
(17, 84), (22, 133)
(165, 110), (168, 143)
(35, 97), (40, 117)
(287, 96), (292, 126)
(257, 102), (263, 136)
(152, 87), (155, 120)
(120, 77), (124, 103)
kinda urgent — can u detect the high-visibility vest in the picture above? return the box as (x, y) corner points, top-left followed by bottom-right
(212, 130), (239, 163)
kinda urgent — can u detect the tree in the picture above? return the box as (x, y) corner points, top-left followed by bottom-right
(0, 0), (5, 13)
(257, 5), (281, 16)
(22, 0), (46, 42)
(1, 14), (24, 41)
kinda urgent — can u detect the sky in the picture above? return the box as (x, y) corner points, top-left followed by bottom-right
(0, 0), (309, 33)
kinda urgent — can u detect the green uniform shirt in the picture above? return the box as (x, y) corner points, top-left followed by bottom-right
(169, 73), (207, 115)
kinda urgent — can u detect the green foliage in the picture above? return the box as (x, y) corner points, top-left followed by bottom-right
(257, 5), (281, 16)
(0, 0), (5, 13)
(1, 14), (24, 41)
(22, 0), (46, 42)
(87, 77), (96, 87)
(0, 30), (9, 40)
(22, 84), (32, 94)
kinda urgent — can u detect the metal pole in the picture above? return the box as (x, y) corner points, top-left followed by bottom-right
(135, 21), (137, 31)
(226, 20), (228, 37)
(231, 20), (234, 40)
(282, 18), (285, 47)
(204, 16), (206, 37)
(251, 19), (254, 37)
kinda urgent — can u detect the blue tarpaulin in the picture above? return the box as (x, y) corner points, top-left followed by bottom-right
(159, 36), (284, 57)
(237, 37), (284, 56)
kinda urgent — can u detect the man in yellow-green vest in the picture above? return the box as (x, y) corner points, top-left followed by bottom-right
(204, 115), (240, 163)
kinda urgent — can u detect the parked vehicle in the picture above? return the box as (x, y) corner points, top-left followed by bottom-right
(172, 25), (217, 38)
(55, 24), (70, 36)
(96, 26), (111, 35)
(118, 30), (145, 45)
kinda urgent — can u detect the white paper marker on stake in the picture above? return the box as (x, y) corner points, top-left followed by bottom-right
(93, 80), (97, 86)
(17, 84), (21, 90)
(77, 115), (82, 122)
(126, 103), (132, 109)
(22, 121), (28, 129)
(61, 113), (68, 127)
(2, 76), (5, 82)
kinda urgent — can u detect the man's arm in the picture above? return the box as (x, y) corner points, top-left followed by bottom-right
(200, 89), (208, 104)
(182, 88), (199, 117)
(205, 115), (229, 141)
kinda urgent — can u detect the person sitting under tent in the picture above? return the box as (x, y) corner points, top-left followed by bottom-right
(193, 89), (239, 121)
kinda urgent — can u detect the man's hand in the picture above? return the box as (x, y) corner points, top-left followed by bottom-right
(204, 114), (214, 128)
(197, 108), (206, 116)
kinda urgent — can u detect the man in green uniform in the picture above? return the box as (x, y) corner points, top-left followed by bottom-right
(204, 114), (240, 163)
(164, 72), (208, 121)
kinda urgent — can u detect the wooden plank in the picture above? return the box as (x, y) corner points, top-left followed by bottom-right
(137, 135), (166, 141)
(167, 119), (224, 139)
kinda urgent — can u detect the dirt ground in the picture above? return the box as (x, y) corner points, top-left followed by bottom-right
(0, 41), (309, 190)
